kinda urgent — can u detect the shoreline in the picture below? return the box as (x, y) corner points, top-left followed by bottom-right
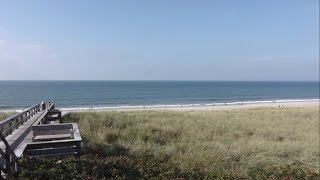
(1, 99), (319, 115)
(60, 99), (319, 115)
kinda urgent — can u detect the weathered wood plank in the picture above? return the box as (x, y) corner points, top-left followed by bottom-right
(33, 130), (71, 136)
(32, 124), (73, 131)
(33, 134), (71, 141)
(72, 123), (82, 141)
(25, 140), (81, 150)
(14, 143), (27, 159)
(25, 146), (77, 156)
(32, 112), (48, 125)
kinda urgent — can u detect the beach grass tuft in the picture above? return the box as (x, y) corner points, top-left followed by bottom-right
(0, 112), (17, 121)
(60, 106), (320, 178)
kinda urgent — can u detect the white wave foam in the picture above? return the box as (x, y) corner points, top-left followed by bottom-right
(57, 98), (319, 112)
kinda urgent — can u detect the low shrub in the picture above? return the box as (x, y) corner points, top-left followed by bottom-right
(14, 155), (319, 179)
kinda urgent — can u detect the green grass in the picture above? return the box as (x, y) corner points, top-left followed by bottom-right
(0, 112), (16, 121)
(61, 107), (320, 178)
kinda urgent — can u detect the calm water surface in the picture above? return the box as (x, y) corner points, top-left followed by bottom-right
(0, 81), (318, 110)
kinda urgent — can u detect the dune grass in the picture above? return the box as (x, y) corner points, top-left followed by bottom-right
(61, 106), (319, 178)
(0, 112), (16, 121)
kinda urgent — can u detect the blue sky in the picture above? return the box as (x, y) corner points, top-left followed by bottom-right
(0, 0), (318, 80)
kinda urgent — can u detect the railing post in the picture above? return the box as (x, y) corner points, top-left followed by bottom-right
(76, 141), (81, 157)
(8, 120), (12, 135)
(19, 115), (22, 126)
(9, 152), (16, 173)
(58, 111), (62, 120)
(0, 132), (16, 175)
(5, 146), (11, 174)
(16, 118), (19, 127)
(14, 118), (17, 129)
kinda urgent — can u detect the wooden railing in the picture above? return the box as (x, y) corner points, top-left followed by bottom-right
(0, 104), (42, 176)
(0, 104), (41, 137)
(0, 131), (17, 175)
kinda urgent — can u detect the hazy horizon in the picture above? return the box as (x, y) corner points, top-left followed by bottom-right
(0, 80), (319, 82)
(0, 1), (319, 81)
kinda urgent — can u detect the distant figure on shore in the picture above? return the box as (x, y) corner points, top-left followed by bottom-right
(48, 101), (51, 108)
(41, 101), (46, 111)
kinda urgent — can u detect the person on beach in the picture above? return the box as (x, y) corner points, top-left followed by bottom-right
(41, 101), (45, 111)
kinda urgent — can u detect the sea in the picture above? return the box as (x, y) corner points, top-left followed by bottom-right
(0, 81), (319, 111)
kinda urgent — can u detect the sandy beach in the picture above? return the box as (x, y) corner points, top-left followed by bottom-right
(61, 100), (319, 115)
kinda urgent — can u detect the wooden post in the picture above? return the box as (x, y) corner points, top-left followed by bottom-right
(70, 129), (74, 139)
(9, 152), (15, 173)
(8, 121), (12, 135)
(76, 141), (81, 157)
(5, 146), (10, 174)
(15, 118), (19, 128)
(58, 111), (62, 121)
(24, 113), (27, 122)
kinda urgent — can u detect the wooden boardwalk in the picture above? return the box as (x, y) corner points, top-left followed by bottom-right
(0, 102), (82, 178)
